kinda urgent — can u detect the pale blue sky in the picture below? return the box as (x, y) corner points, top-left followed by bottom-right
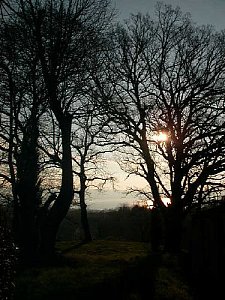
(114, 0), (225, 30)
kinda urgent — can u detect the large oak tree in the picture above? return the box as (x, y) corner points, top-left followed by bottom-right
(99, 3), (225, 251)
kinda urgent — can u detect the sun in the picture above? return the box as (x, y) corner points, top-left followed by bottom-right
(161, 197), (171, 206)
(152, 131), (168, 142)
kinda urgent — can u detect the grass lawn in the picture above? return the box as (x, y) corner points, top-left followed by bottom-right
(14, 240), (193, 300)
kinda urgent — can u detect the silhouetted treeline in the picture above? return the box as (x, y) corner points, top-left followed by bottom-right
(58, 205), (153, 242)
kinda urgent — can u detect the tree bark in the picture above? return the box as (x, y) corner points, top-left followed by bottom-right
(39, 117), (74, 261)
(164, 204), (183, 253)
(15, 116), (40, 263)
(79, 189), (92, 242)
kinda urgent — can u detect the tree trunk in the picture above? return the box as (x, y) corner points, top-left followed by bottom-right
(80, 192), (92, 243)
(15, 116), (40, 264)
(79, 167), (92, 242)
(150, 207), (163, 252)
(39, 117), (74, 262)
(163, 164), (184, 253)
(164, 205), (183, 253)
(18, 202), (39, 263)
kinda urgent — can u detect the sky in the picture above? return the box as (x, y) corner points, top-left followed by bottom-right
(86, 190), (139, 210)
(114, 0), (225, 31)
(86, 160), (147, 210)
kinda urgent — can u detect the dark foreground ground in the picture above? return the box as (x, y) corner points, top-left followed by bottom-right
(14, 240), (194, 300)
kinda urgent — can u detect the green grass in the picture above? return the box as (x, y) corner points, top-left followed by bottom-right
(14, 241), (193, 300)
(14, 240), (152, 300)
(57, 240), (150, 261)
(56, 240), (151, 283)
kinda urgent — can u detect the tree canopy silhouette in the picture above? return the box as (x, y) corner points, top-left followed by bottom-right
(0, 0), (114, 262)
(95, 3), (225, 251)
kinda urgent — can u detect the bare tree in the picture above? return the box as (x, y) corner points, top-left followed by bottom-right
(39, 101), (115, 243)
(71, 98), (115, 242)
(0, 0), (114, 261)
(0, 14), (46, 261)
(98, 4), (225, 251)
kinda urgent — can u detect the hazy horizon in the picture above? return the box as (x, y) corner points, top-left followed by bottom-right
(74, 189), (143, 211)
